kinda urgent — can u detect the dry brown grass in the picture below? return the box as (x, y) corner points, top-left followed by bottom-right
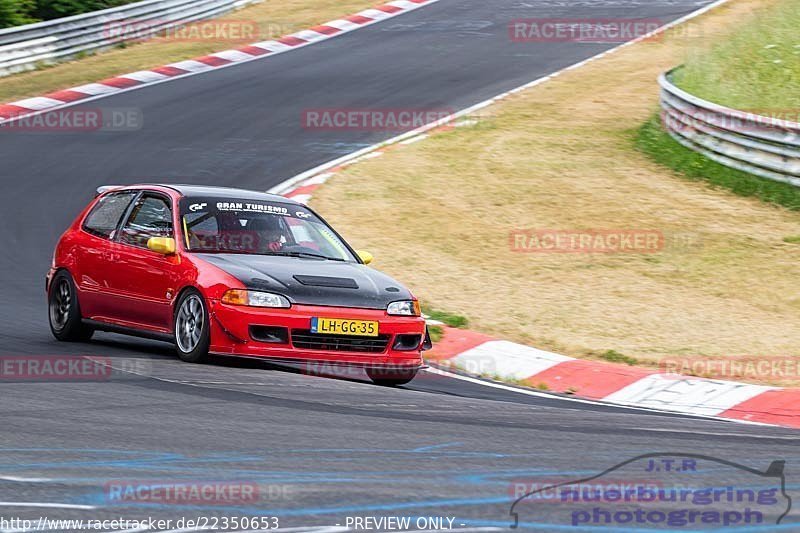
(312, 0), (800, 378)
(0, 0), (375, 103)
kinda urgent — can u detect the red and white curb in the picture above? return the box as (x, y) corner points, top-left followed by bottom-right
(424, 328), (800, 429)
(0, 0), (440, 123)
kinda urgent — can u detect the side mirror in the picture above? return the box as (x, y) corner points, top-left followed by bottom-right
(147, 237), (176, 255)
(357, 250), (374, 265)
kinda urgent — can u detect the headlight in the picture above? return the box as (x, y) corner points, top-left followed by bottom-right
(387, 300), (421, 316)
(222, 289), (291, 308)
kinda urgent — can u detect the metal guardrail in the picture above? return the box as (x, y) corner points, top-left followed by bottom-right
(0, 0), (260, 77)
(659, 69), (800, 187)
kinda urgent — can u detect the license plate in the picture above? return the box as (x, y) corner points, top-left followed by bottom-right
(311, 317), (379, 337)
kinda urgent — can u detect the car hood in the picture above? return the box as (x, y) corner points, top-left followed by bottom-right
(195, 253), (413, 309)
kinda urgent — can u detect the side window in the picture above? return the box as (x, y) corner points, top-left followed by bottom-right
(119, 194), (174, 248)
(82, 192), (138, 240)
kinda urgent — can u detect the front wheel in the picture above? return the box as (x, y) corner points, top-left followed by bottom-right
(174, 289), (210, 363)
(48, 271), (94, 342)
(366, 367), (418, 387)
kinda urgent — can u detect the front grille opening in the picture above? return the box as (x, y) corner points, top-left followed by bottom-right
(250, 326), (289, 344)
(393, 334), (422, 351)
(291, 329), (390, 353)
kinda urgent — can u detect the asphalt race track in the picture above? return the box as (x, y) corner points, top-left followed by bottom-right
(2, 0), (799, 530)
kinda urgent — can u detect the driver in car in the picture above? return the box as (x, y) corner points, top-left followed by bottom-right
(249, 216), (287, 253)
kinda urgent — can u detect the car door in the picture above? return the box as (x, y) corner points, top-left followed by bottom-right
(74, 190), (140, 321)
(106, 192), (180, 331)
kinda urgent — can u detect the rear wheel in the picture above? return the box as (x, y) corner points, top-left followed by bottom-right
(174, 289), (210, 363)
(48, 271), (94, 342)
(366, 367), (418, 387)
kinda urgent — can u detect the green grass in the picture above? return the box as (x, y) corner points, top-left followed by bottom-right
(428, 325), (444, 343)
(673, 0), (800, 109)
(599, 350), (638, 366)
(424, 306), (467, 344)
(636, 116), (800, 210)
(422, 307), (469, 329)
(783, 235), (800, 244)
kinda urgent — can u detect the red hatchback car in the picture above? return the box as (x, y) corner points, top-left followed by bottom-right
(47, 184), (430, 385)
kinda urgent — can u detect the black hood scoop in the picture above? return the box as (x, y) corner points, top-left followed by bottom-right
(194, 253), (413, 309)
(293, 275), (359, 289)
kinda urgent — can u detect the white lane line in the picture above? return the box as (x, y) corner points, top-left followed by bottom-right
(211, 49), (254, 62)
(0, 475), (53, 482)
(251, 40), (292, 52)
(452, 341), (571, 380)
(288, 194), (313, 204)
(167, 60), (213, 73)
(120, 70), (170, 83)
(424, 367), (777, 428)
(300, 172), (334, 186)
(323, 19), (361, 32)
(9, 96), (63, 110)
(291, 29), (330, 43)
(0, 502), (95, 509)
(68, 83), (119, 95)
(387, 0), (418, 8)
(399, 134), (429, 145)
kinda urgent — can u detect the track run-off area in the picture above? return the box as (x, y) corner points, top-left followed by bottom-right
(2, 0), (799, 531)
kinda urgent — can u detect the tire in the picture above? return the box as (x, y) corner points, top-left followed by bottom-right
(48, 271), (94, 342)
(174, 289), (210, 363)
(366, 367), (418, 387)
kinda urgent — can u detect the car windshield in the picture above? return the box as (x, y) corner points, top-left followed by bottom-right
(179, 197), (356, 262)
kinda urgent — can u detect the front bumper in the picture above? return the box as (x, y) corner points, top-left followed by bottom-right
(207, 301), (426, 369)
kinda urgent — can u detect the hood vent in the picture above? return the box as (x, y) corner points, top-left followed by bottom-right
(293, 275), (359, 289)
